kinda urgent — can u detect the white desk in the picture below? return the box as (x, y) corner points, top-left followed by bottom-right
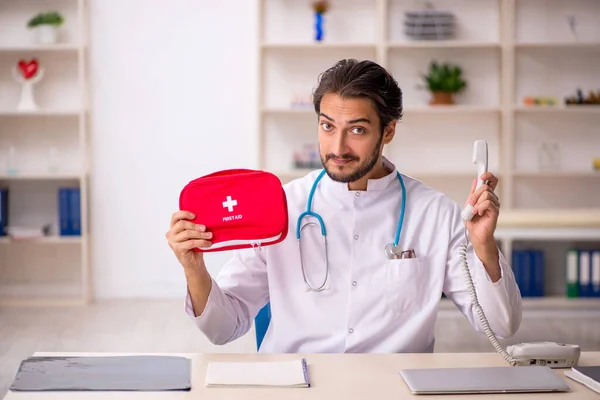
(4, 351), (600, 399)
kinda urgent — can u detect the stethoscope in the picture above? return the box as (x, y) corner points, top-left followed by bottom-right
(296, 169), (407, 292)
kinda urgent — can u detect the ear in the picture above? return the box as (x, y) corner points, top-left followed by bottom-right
(382, 120), (396, 145)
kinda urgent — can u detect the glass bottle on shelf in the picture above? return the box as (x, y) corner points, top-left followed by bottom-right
(537, 142), (550, 171)
(6, 145), (18, 175)
(549, 142), (561, 171)
(47, 146), (59, 173)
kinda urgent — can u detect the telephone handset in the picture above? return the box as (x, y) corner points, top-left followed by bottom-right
(459, 140), (581, 368)
(461, 140), (488, 222)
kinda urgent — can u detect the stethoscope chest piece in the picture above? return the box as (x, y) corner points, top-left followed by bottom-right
(384, 243), (404, 260)
(385, 243), (416, 260)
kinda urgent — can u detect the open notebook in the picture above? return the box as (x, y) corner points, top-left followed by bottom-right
(205, 358), (310, 388)
(564, 366), (600, 395)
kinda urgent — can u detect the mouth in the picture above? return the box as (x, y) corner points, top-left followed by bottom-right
(330, 158), (357, 166)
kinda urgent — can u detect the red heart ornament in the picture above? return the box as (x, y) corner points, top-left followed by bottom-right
(18, 59), (39, 79)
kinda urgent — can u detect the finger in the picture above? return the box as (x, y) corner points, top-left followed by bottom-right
(173, 229), (212, 243)
(479, 172), (499, 191)
(474, 200), (499, 217)
(476, 190), (500, 208)
(180, 239), (212, 250)
(467, 183), (493, 206)
(472, 183), (496, 202)
(171, 210), (196, 226)
(465, 178), (478, 206)
(171, 220), (205, 236)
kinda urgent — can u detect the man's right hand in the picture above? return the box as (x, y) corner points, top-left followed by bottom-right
(166, 210), (213, 272)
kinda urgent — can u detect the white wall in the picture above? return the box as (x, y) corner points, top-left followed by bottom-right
(89, 0), (258, 298)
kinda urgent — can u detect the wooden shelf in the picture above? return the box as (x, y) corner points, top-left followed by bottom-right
(261, 42), (375, 51)
(495, 227), (600, 241)
(0, 235), (83, 244)
(263, 106), (500, 115)
(515, 42), (600, 50)
(388, 41), (501, 49)
(404, 106), (501, 114)
(514, 105), (600, 114)
(513, 171), (600, 178)
(0, 109), (82, 117)
(0, 43), (81, 52)
(0, 173), (82, 180)
(497, 209), (600, 228)
(439, 296), (600, 312)
(262, 108), (313, 115)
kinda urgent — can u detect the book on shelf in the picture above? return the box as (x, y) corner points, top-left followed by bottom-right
(0, 188), (8, 236)
(58, 187), (81, 236)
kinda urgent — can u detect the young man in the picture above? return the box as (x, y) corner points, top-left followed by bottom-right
(166, 59), (522, 353)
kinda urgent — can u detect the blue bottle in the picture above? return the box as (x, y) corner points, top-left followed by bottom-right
(315, 12), (324, 41)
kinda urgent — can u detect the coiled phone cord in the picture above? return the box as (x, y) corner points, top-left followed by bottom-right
(459, 230), (519, 366)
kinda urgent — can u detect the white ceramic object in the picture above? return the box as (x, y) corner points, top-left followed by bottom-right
(12, 66), (45, 112)
(34, 25), (59, 44)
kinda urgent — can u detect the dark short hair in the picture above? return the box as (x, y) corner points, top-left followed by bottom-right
(312, 59), (403, 131)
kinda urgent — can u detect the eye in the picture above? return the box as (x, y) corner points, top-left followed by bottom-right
(321, 122), (333, 131)
(351, 127), (365, 134)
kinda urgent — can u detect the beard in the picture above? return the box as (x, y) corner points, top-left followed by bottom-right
(320, 133), (383, 183)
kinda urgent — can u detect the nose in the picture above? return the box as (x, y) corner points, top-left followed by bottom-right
(331, 131), (348, 156)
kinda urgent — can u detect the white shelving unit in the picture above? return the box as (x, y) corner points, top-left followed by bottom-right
(257, 0), (600, 306)
(0, 0), (90, 306)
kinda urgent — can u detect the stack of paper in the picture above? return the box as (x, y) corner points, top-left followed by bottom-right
(565, 366), (600, 394)
(205, 358), (310, 388)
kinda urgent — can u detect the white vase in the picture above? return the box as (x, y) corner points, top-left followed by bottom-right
(34, 25), (59, 44)
(16, 80), (39, 111)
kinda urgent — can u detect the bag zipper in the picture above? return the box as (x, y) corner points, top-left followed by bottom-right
(206, 233), (282, 251)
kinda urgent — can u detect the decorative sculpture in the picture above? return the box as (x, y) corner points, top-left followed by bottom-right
(12, 59), (44, 112)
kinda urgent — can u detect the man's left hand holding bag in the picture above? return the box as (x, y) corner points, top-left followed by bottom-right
(166, 210), (214, 316)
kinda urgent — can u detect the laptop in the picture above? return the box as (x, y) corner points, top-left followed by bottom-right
(400, 366), (571, 395)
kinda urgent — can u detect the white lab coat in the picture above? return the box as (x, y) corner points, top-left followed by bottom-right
(185, 157), (522, 353)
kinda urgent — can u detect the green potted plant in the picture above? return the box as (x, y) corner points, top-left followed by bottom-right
(420, 60), (467, 105)
(27, 11), (64, 44)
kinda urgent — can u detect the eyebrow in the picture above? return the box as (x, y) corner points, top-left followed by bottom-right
(319, 113), (371, 125)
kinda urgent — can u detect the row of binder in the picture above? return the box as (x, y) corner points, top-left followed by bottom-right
(566, 249), (600, 298)
(512, 249), (600, 298)
(0, 187), (81, 237)
(512, 250), (545, 297)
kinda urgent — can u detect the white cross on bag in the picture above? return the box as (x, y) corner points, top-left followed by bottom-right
(222, 196), (238, 212)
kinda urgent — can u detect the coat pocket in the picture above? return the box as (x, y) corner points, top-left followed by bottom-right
(385, 256), (430, 314)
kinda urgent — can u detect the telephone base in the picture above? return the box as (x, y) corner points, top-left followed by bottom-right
(506, 342), (580, 368)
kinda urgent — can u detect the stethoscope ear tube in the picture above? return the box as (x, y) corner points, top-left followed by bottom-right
(298, 224), (329, 292)
(297, 169), (407, 291)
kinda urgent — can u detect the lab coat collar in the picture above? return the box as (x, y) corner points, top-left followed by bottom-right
(324, 156), (398, 192)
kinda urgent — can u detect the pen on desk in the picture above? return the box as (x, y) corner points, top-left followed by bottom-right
(301, 358), (310, 387)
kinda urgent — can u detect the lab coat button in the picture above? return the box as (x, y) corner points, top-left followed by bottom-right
(352, 281), (357, 286)
(355, 192), (360, 197)
(349, 328), (354, 334)
(354, 234), (359, 240)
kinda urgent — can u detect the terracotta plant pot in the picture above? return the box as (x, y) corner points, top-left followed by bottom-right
(429, 91), (454, 105)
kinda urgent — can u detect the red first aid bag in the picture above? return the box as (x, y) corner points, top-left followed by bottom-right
(179, 169), (289, 252)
